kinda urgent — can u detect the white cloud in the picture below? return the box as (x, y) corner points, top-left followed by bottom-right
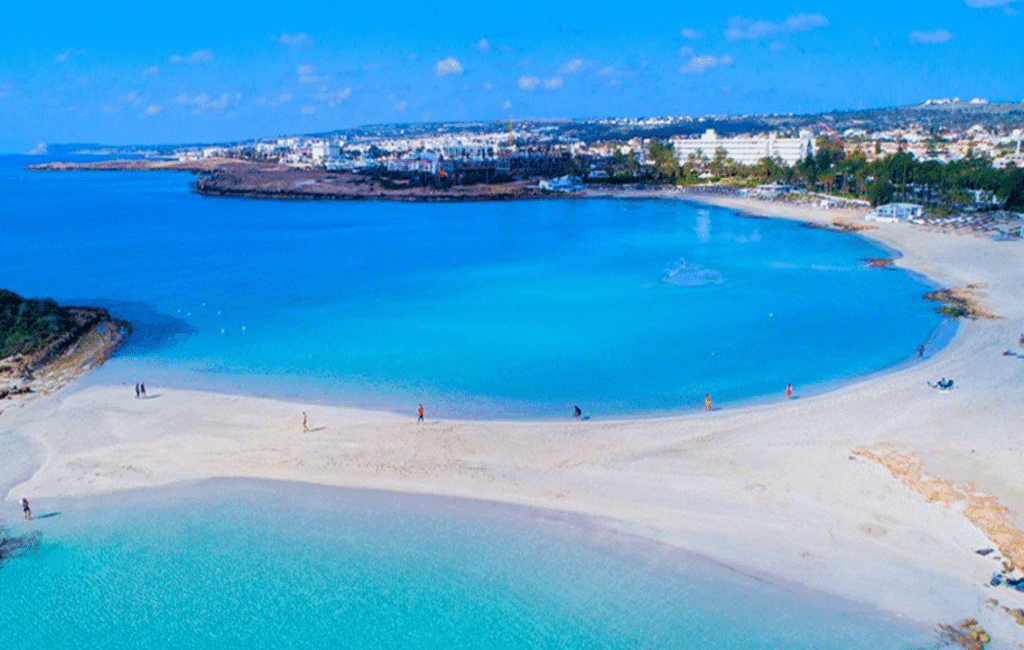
(144, 105), (162, 115)
(726, 17), (780, 40)
(909, 29), (954, 44)
(258, 93), (292, 107)
(680, 54), (733, 74)
(176, 92), (233, 113)
(296, 64), (327, 84)
(302, 105), (316, 115)
(681, 28), (704, 39)
(560, 58), (588, 75)
(502, 100), (512, 110)
(966, 0), (1016, 6)
(54, 49), (85, 63)
(196, 94), (229, 113)
(473, 38), (491, 54)
(142, 65), (160, 76)
(784, 13), (830, 31)
(317, 87), (351, 105)
(120, 91), (143, 105)
(278, 32), (314, 47)
(483, 81), (494, 90)
(770, 40), (786, 53)
(518, 76), (541, 90)
(544, 77), (563, 89)
(170, 50), (214, 64)
(726, 13), (828, 40)
(435, 57), (464, 76)
(394, 100), (407, 111)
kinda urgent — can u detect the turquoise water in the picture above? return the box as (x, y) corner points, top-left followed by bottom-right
(2, 156), (945, 417)
(0, 480), (932, 649)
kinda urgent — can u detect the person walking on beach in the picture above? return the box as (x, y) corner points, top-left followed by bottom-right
(417, 404), (424, 423)
(704, 393), (712, 411)
(140, 382), (146, 398)
(918, 344), (925, 358)
(573, 405), (582, 419)
(785, 384), (793, 399)
(302, 411), (309, 432)
(20, 496), (31, 521)
(135, 383), (140, 399)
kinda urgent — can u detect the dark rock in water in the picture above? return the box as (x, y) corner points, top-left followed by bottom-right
(0, 528), (41, 569)
(976, 548), (995, 556)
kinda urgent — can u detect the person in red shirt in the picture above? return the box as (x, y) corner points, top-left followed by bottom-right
(417, 404), (424, 422)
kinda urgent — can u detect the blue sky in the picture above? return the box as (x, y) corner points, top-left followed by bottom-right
(0, 0), (1020, 152)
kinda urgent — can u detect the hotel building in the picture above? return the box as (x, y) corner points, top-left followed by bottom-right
(671, 129), (816, 167)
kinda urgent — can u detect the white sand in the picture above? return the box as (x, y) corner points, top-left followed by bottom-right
(4, 197), (1024, 644)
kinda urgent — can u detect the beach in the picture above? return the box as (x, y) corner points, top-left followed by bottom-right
(4, 196), (1024, 644)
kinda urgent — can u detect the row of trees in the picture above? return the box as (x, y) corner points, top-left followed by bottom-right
(599, 138), (1024, 211)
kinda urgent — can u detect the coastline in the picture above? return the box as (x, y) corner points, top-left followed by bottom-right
(4, 194), (1024, 644)
(27, 158), (550, 202)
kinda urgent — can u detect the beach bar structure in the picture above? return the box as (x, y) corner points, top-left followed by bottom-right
(671, 129), (815, 166)
(865, 203), (923, 223)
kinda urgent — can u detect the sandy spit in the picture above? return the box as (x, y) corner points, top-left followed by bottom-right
(4, 196), (1024, 645)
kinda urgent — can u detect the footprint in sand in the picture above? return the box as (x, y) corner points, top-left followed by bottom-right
(858, 522), (887, 537)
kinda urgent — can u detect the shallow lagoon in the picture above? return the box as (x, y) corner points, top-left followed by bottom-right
(2, 156), (945, 418)
(0, 480), (933, 649)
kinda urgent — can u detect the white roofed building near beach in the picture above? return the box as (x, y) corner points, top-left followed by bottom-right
(671, 129), (815, 167)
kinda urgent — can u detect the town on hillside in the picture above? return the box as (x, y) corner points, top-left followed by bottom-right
(43, 99), (1024, 234)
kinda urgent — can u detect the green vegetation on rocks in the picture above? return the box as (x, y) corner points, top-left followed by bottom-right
(0, 290), (76, 358)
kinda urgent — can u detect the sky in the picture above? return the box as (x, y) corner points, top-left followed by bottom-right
(0, 0), (1021, 152)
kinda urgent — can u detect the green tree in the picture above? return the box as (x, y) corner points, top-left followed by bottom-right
(998, 168), (1024, 210)
(867, 179), (895, 207)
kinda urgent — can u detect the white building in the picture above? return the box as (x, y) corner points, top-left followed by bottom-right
(866, 203), (923, 223)
(309, 140), (340, 164)
(671, 129), (815, 167)
(538, 175), (583, 193)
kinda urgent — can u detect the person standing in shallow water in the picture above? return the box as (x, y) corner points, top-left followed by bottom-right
(417, 404), (424, 423)
(704, 394), (712, 411)
(21, 496), (31, 521)
(785, 384), (793, 399)
(573, 405), (582, 419)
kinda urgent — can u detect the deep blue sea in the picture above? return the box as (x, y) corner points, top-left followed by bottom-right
(0, 480), (932, 649)
(1, 155), (946, 418)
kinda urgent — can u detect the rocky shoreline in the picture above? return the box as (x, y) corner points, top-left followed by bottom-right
(30, 158), (550, 202)
(0, 303), (131, 410)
